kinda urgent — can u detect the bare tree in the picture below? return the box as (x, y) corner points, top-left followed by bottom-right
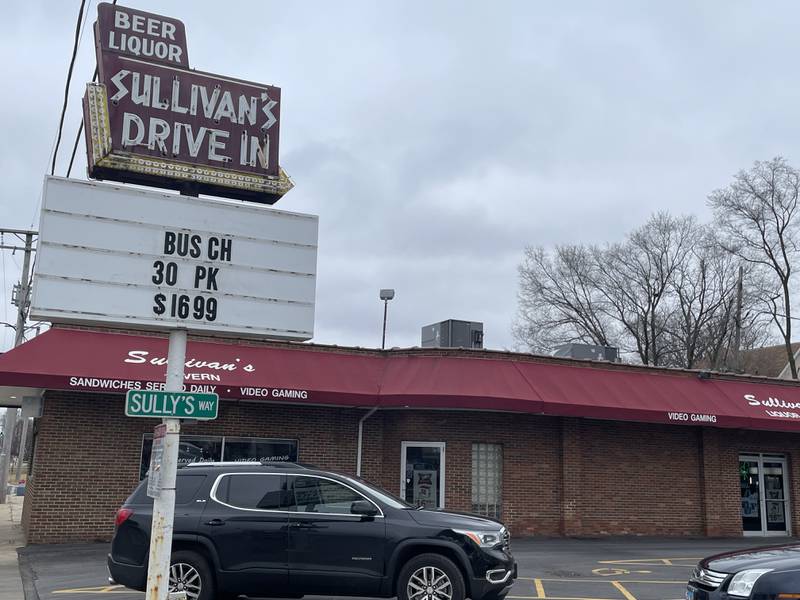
(515, 211), (772, 369)
(513, 245), (614, 352)
(708, 157), (800, 378)
(592, 213), (696, 365)
(662, 230), (771, 369)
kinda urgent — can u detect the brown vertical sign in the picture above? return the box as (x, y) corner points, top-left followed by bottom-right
(83, 3), (292, 204)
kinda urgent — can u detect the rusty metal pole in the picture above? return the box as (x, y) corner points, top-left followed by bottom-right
(145, 329), (186, 600)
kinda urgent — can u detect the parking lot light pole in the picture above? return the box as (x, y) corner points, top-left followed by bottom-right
(145, 329), (186, 600)
(380, 289), (395, 350)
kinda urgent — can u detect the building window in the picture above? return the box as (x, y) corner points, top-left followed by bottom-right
(139, 435), (298, 479)
(472, 443), (502, 518)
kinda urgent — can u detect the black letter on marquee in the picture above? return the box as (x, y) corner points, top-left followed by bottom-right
(206, 267), (219, 291)
(190, 235), (202, 258)
(153, 293), (166, 315)
(194, 266), (207, 289)
(208, 237), (219, 260)
(220, 238), (232, 261)
(164, 231), (176, 255)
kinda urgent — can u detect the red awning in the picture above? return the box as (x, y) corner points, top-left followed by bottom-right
(1, 328), (800, 432)
(0, 328), (383, 406)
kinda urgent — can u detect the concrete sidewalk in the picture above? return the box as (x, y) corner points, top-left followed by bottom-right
(0, 496), (25, 600)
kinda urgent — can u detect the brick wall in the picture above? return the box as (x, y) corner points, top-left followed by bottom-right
(21, 391), (800, 543)
(23, 392), (373, 544)
(378, 410), (563, 536)
(576, 421), (705, 536)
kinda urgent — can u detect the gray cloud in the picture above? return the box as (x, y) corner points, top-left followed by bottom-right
(3, 1), (800, 351)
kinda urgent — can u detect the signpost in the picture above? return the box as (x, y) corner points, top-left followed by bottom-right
(29, 177), (316, 600)
(149, 329), (186, 600)
(126, 390), (219, 420)
(29, 4), (309, 599)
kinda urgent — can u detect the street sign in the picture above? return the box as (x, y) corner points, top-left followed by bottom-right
(147, 423), (166, 498)
(30, 177), (318, 339)
(126, 390), (218, 420)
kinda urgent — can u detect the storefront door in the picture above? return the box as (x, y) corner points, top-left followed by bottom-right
(401, 442), (445, 509)
(740, 454), (791, 536)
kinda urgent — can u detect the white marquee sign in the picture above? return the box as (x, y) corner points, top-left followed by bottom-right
(31, 177), (318, 339)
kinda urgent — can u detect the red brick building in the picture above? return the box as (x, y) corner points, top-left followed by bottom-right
(1, 327), (799, 544)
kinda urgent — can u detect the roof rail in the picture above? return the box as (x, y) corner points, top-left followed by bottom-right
(182, 461), (313, 469)
(259, 461), (313, 469)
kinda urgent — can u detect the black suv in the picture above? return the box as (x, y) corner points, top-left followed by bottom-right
(108, 462), (517, 600)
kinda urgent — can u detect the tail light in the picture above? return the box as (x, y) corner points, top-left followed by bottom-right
(115, 507), (134, 527)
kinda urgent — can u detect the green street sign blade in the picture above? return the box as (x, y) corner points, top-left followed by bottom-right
(125, 390), (219, 420)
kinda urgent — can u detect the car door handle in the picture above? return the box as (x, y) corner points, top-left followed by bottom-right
(290, 522), (318, 529)
(204, 519), (225, 526)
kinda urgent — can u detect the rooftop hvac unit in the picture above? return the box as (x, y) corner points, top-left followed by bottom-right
(421, 320), (484, 349)
(552, 343), (618, 362)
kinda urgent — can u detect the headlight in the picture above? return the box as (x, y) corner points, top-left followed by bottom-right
(728, 569), (772, 597)
(453, 528), (504, 548)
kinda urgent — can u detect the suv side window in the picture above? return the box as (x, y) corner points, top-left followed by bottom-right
(290, 476), (368, 514)
(216, 473), (289, 511)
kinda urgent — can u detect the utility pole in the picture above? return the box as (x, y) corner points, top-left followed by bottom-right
(0, 229), (36, 503)
(13, 232), (34, 347)
(732, 265), (744, 372)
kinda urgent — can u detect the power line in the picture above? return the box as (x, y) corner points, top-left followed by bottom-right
(67, 0), (118, 178)
(66, 67), (97, 178)
(77, 0), (93, 48)
(37, 0), (100, 226)
(50, 0), (88, 177)
(65, 108), (86, 178)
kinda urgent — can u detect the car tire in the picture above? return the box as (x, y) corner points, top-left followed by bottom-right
(398, 553), (466, 600)
(169, 550), (215, 600)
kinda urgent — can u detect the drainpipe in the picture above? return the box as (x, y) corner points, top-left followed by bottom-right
(356, 407), (379, 477)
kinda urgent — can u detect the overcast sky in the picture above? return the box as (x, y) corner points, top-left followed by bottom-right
(2, 1), (799, 352)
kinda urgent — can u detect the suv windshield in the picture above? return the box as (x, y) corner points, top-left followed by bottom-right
(338, 474), (413, 509)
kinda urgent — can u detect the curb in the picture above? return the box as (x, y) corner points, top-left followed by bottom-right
(17, 549), (39, 600)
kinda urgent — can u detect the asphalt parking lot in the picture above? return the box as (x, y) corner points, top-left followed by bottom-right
(18, 536), (793, 600)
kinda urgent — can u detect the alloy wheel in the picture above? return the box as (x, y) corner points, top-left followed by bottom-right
(169, 562), (202, 600)
(407, 566), (453, 600)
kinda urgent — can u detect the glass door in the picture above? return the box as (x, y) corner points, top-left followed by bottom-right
(764, 459), (789, 534)
(740, 457), (762, 534)
(401, 442), (445, 509)
(740, 454), (791, 536)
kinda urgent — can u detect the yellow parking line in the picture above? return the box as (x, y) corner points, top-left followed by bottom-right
(611, 581), (637, 600)
(52, 585), (136, 594)
(517, 577), (685, 584)
(616, 580), (685, 584)
(534, 578), (546, 598)
(598, 558), (699, 567)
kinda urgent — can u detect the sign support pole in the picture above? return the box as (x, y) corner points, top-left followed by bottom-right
(145, 329), (187, 600)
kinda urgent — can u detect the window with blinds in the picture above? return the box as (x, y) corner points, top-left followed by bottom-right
(471, 443), (502, 518)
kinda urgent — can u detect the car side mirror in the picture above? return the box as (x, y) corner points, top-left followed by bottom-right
(350, 500), (378, 516)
